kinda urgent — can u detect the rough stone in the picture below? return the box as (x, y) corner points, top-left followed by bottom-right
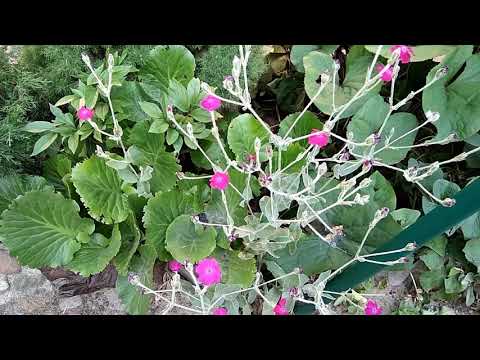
(0, 249), (21, 274)
(59, 296), (83, 315)
(0, 274), (9, 293)
(81, 288), (125, 315)
(0, 267), (58, 314)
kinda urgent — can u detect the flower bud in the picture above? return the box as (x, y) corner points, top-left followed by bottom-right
(232, 56), (241, 80)
(404, 242), (417, 251)
(362, 159), (373, 172)
(359, 178), (372, 188)
(128, 273), (140, 286)
(442, 198), (456, 207)
(425, 110), (440, 123)
(108, 53), (114, 70)
(435, 66), (449, 79)
(81, 53), (91, 67)
(340, 150), (351, 161)
(223, 75), (235, 92)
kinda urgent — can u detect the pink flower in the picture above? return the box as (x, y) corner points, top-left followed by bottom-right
(212, 307), (228, 315)
(209, 171), (229, 190)
(195, 258), (222, 286)
(76, 106), (95, 121)
(364, 299), (383, 315)
(376, 64), (393, 82)
(273, 297), (289, 315)
(390, 45), (414, 64)
(308, 129), (330, 148)
(168, 260), (183, 272)
(200, 95), (222, 112)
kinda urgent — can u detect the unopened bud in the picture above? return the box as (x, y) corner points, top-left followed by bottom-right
(108, 53), (114, 70)
(223, 75), (235, 92)
(340, 150), (351, 161)
(425, 110), (440, 123)
(405, 242), (417, 251)
(81, 53), (91, 66)
(354, 193), (370, 205)
(359, 178), (372, 188)
(254, 137), (262, 153)
(127, 273), (140, 286)
(442, 198), (456, 207)
(362, 159), (373, 172)
(435, 66), (449, 79)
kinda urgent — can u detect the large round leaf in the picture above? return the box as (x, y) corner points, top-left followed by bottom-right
(72, 156), (131, 224)
(290, 45), (338, 72)
(278, 111), (323, 147)
(140, 45), (195, 93)
(165, 214), (216, 263)
(347, 95), (418, 165)
(0, 190), (94, 268)
(143, 191), (196, 260)
(227, 114), (270, 161)
(111, 81), (149, 123)
(67, 224), (122, 277)
(463, 238), (480, 272)
(0, 175), (54, 213)
(422, 45), (480, 140)
(304, 46), (381, 119)
(365, 45), (458, 63)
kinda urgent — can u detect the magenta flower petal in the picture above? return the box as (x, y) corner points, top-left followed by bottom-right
(200, 95), (222, 112)
(364, 299), (383, 315)
(195, 258), (222, 286)
(273, 297), (289, 315)
(168, 260), (183, 272)
(308, 129), (330, 148)
(212, 307), (228, 315)
(209, 171), (229, 190)
(390, 45), (414, 64)
(76, 106), (95, 121)
(376, 64), (393, 82)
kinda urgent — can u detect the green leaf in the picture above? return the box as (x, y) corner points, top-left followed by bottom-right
(111, 81), (148, 123)
(43, 154), (72, 191)
(273, 234), (351, 276)
(290, 45), (338, 72)
(165, 214), (216, 262)
(116, 244), (157, 315)
(0, 175), (54, 213)
(169, 79), (190, 112)
(72, 156), (131, 224)
(139, 101), (163, 119)
(444, 276), (465, 294)
(304, 46), (381, 119)
(67, 133), (79, 154)
(190, 108), (211, 123)
(84, 86), (98, 109)
(227, 113), (270, 161)
(149, 120), (169, 134)
(272, 143), (306, 174)
(54, 95), (76, 107)
(0, 190), (94, 268)
(420, 249), (445, 271)
(463, 238), (480, 271)
(422, 45), (480, 140)
(67, 224), (122, 277)
(419, 269), (446, 292)
(461, 212), (480, 239)
(391, 208), (421, 229)
(347, 95), (418, 165)
(190, 139), (228, 170)
(166, 128), (179, 145)
(214, 249), (257, 287)
(278, 111), (323, 147)
(128, 121), (180, 193)
(140, 45), (195, 93)
(143, 191), (196, 261)
(425, 235), (448, 257)
(113, 215), (141, 275)
(31, 132), (58, 156)
(365, 45), (457, 63)
(23, 121), (55, 133)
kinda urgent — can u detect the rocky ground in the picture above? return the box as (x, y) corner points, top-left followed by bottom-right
(0, 242), (477, 315)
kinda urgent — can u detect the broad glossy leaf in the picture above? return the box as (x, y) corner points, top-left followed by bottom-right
(0, 190), (94, 267)
(0, 175), (54, 213)
(31, 132), (58, 156)
(290, 45), (338, 72)
(347, 95), (418, 165)
(227, 114), (270, 161)
(463, 238), (480, 271)
(72, 156), (131, 224)
(277, 111), (323, 147)
(165, 214), (216, 262)
(67, 224), (122, 277)
(140, 45), (195, 93)
(116, 244), (157, 315)
(143, 191), (196, 260)
(214, 248), (257, 287)
(422, 46), (480, 140)
(111, 81), (149, 123)
(273, 234), (351, 276)
(304, 46), (381, 119)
